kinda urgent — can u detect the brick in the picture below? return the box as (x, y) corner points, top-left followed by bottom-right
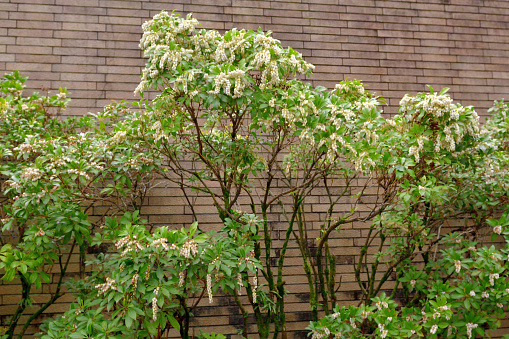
(99, 0), (142, 9)
(54, 30), (98, 40)
(98, 32), (140, 42)
(63, 5), (107, 15)
(9, 11), (54, 21)
(53, 47), (98, 56)
(6, 62), (52, 72)
(422, 54), (457, 63)
(55, 13), (100, 23)
(7, 46), (52, 55)
(62, 22), (106, 31)
(17, 37), (61, 47)
(56, 0), (99, 5)
(61, 55), (105, 65)
(99, 16), (143, 25)
(0, 3), (18, 11)
(52, 64), (97, 73)
(61, 73), (105, 82)
(17, 4), (62, 13)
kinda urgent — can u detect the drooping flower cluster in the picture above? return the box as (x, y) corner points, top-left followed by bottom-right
(211, 69), (247, 98)
(206, 274), (213, 303)
(152, 286), (159, 321)
(21, 167), (42, 181)
(179, 239), (198, 258)
(466, 323), (478, 339)
(95, 277), (117, 295)
(151, 238), (170, 250)
(115, 235), (145, 256)
(378, 323), (388, 338)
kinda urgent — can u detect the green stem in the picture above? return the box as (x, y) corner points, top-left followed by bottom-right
(18, 241), (75, 338)
(5, 273), (31, 339)
(274, 196), (302, 339)
(233, 291), (248, 338)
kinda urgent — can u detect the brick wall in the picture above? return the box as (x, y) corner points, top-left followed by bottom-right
(2, 0), (509, 337)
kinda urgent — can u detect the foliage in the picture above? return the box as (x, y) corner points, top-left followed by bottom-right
(40, 212), (260, 339)
(307, 88), (509, 337)
(0, 72), (155, 339)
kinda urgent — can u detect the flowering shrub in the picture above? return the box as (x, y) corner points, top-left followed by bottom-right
(0, 73), (155, 338)
(307, 90), (509, 338)
(308, 221), (509, 338)
(40, 212), (260, 339)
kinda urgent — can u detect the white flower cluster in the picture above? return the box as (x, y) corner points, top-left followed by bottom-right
(21, 167), (42, 181)
(252, 274), (258, 303)
(110, 130), (127, 144)
(409, 136), (428, 163)
(211, 69), (247, 98)
(151, 238), (169, 250)
(454, 260), (462, 273)
(152, 286), (160, 321)
(136, 13), (199, 96)
(253, 34), (281, 66)
(132, 273), (139, 290)
(335, 82), (365, 96)
(115, 235), (145, 257)
(206, 273), (213, 303)
(68, 169), (90, 180)
(179, 271), (185, 287)
(430, 324), (438, 334)
(466, 323), (478, 339)
(215, 31), (250, 63)
(328, 105), (355, 122)
(35, 228), (45, 237)
(51, 156), (72, 168)
(260, 61), (279, 90)
(378, 323), (388, 338)
(399, 94), (419, 112)
(95, 277), (116, 295)
(404, 92), (480, 155)
(419, 94), (453, 118)
(489, 273), (499, 286)
(8, 181), (20, 189)
(191, 30), (220, 54)
(310, 330), (326, 339)
(494, 225), (502, 235)
(14, 143), (35, 154)
(354, 151), (376, 174)
(179, 239), (198, 258)
(375, 300), (389, 311)
(322, 133), (356, 164)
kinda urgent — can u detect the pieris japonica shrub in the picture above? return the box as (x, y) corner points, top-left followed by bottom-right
(40, 211), (260, 339)
(115, 11), (395, 338)
(307, 91), (509, 338)
(307, 221), (509, 339)
(0, 72), (156, 339)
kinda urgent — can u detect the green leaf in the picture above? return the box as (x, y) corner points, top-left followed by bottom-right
(168, 315), (180, 331)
